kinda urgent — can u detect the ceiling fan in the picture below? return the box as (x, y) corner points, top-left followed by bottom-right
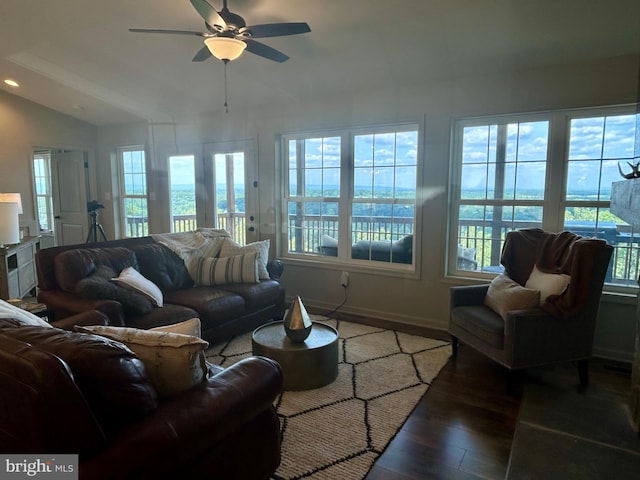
(129, 0), (311, 63)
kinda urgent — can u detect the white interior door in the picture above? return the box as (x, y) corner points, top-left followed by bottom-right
(203, 140), (258, 244)
(51, 150), (89, 245)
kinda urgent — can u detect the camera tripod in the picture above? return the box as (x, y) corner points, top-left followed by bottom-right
(86, 210), (108, 243)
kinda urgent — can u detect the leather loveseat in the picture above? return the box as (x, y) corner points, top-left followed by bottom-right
(0, 312), (283, 480)
(36, 233), (286, 343)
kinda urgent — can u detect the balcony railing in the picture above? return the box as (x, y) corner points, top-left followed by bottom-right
(287, 214), (414, 255)
(124, 213), (246, 244)
(126, 213), (639, 287)
(458, 218), (639, 287)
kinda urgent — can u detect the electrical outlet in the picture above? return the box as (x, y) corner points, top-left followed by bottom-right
(340, 271), (349, 288)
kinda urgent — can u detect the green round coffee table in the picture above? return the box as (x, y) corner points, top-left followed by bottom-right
(252, 321), (339, 391)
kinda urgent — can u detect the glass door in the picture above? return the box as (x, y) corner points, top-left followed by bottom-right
(203, 140), (257, 244)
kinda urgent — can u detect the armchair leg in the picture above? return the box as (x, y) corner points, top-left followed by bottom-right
(578, 359), (589, 386)
(451, 336), (458, 357)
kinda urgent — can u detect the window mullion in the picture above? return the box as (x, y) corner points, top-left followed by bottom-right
(545, 112), (569, 230)
(337, 133), (351, 257)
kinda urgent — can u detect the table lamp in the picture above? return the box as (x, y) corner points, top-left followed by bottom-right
(0, 193), (23, 214)
(0, 202), (20, 247)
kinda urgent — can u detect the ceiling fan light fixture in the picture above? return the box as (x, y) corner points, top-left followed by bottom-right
(204, 37), (246, 61)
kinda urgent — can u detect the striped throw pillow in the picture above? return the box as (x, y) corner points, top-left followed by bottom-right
(195, 252), (259, 286)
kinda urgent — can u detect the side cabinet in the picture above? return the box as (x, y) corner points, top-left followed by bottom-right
(0, 236), (40, 299)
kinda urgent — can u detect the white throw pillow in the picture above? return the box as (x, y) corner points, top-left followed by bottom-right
(525, 265), (571, 304)
(77, 324), (209, 398)
(0, 299), (52, 328)
(219, 238), (270, 279)
(484, 274), (540, 320)
(195, 252), (259, 286)
(150, 318), (202, 338)
(112, 266), (163, 307)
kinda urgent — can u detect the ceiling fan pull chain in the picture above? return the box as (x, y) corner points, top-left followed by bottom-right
(224, 59), (229, 114)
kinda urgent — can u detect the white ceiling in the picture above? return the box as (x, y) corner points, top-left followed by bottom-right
(1, 0), (639, 126)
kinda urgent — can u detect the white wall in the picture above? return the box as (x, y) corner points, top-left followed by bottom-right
(0, 89), (97, 236)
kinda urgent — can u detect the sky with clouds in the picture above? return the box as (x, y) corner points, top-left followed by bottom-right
(461, 114), (638, 198)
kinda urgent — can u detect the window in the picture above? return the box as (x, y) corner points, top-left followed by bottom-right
(32, 150), (53, 232)
(565, 113), (639, 288)
(283, 124), (419, 267)
(119, 146), (148, 237)
(450, 107), (639, 289)
(169, 155), (197, 232)
(452, 117), (549, 272)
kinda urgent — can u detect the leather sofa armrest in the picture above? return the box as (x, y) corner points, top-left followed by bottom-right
(50, 310), (110, 330)
(80, 356), (283, 479)
(450, 284), (490, 308)
(37, 290), (126, 326)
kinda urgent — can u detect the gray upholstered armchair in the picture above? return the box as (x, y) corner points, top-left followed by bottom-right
(449, 229), (613, 385)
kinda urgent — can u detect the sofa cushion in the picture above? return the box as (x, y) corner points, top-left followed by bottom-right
(0, 322), (159, 431)
(221, 280), (285, 313)
(220, 238), (270, 280)
(112, 267), (164, 307)
(195, 252), (259, 286)
(450, 305), (505, 349)
(132, 243), (194, 292)
(75, 265), (153, 316)
(484, 274), (540, 320)
(123, 304), (200, 330)
(77, 325), (209, 398)
(55, 247), (138, 293)
(165, 288), (246, 328)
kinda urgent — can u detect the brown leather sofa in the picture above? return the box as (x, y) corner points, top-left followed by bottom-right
(0, 312), (283, 480)
(36, 236), (286, 342)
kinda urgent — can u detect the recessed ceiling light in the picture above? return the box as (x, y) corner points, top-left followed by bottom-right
(3, 79), (19, 88)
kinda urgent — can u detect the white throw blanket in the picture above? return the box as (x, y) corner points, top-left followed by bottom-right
(0, 299), (52, 328)
(151, 228), (230, 279)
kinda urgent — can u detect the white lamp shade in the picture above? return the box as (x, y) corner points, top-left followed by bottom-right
(0, 202), (20, 246)
(204, 37), (247, 61)
(0, 193), (23, 214)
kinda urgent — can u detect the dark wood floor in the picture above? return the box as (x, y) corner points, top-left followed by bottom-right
(366, 344), (521, 480)
(326, 312), (523, 480)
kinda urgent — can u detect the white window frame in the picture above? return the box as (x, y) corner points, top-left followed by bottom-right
(118, 146), (148, 238)
(32, 150), (54, 232)
(281, 123), (422, 274)
(448, 104), (639, 292)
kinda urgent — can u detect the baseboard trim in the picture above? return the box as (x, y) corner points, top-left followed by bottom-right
(289, 295), (449, 340)
(593, 346), (634, 364)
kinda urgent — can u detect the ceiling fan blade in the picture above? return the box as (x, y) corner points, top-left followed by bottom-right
(129, 28), (205, 37)
(192, 45), (212, 62)
(244, 22), (311, 38)
(244, 39), (289, 63)
(190, 0), (226, 28)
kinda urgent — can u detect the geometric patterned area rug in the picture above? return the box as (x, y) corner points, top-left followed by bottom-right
(206, 315), (451, 480)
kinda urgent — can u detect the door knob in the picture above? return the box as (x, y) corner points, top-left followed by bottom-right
(248, 227), (255, 232)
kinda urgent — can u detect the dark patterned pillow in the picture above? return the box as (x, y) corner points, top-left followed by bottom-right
(75, 265), (153, 315)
